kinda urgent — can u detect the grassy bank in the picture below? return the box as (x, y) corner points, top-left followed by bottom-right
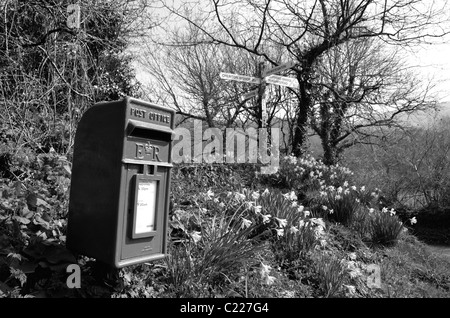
(0, 153), (449, 298)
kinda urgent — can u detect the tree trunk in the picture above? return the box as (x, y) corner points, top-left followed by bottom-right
(292, 80), (311, 157)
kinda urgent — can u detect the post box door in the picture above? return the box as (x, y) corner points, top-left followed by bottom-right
(121, 163), (167, 260)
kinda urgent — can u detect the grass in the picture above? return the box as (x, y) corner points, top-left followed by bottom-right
(1, 156), (450, 298)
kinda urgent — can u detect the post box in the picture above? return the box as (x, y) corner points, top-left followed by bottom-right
(67, 97), (175, 268)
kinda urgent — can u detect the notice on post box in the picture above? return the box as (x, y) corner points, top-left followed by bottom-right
(135, 181), (157, 234)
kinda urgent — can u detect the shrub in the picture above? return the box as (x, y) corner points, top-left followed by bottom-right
(319, 187), (360, 226)
(271, 219), (318, 266)
(258, 155), (354, 196)
(369, 209), (404, 247)
(314, 254), (347, 298)
(166, 189), (269, 296)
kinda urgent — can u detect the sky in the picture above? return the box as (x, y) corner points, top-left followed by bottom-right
(406, 41), (450, 103)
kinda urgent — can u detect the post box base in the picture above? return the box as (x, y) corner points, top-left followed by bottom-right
(115, 253), (167, 268)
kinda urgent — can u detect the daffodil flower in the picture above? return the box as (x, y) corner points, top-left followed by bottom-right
(275, 217), (287, 228)
(264, 275), (276, 285)
(261, 214), (271, 223)
(260, 262), (271, 277)
(234, 192), (246, 201)
(252, 191), (260, 200)
(289, 226), (299, 234)
(190, 231), (202, 243)
(205, 189), (214, 199)
(410, 217), (417, 225)
(241, 218), (252, 229)
(254, 205), (262, 213)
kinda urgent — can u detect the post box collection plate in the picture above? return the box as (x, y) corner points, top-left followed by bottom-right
(67, 97), (175, 268)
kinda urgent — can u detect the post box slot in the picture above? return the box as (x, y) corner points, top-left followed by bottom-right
(127, 120), (173, 141)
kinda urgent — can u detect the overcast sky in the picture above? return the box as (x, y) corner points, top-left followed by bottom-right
(405, 40), (450, 103)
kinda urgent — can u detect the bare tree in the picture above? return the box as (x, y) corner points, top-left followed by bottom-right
(309, 38), (437, 165)
(140, 24), (287, 129)
(157, 0), (450, 157)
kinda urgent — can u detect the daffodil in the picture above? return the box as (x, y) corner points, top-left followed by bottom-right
(289, 226), (299, 234)
(264, 275), (276, 285)
(234, 192), (246, 201)
(275, 217), (287, 228)
(190, 231), (202, 243)
(410, 217), (417, 225)
(261, 214), (271, 223)
(260, 262), (272, 277)
(241, 218), (252, 229)
(205, 189), (214, 199)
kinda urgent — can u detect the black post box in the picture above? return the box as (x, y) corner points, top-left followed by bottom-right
(67, 97), (175, 268)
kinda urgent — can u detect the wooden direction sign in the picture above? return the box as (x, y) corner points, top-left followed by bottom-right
(240, 88), (259, 101)
(262, 61), (296, 77)
(265, 75), (298, 88)
(219, 72), (261, 84)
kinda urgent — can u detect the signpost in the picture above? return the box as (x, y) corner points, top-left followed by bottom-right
(220, 60), (297, 128)
(219, 72), (261, 84)
(265, 74), (299, 88)
(240, 88), (259, 102)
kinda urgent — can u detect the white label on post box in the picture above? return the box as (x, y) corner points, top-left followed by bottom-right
(135, 181), (157, 234)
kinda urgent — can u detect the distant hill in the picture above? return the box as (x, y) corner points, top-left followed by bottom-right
(397, 102), (450, 128)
